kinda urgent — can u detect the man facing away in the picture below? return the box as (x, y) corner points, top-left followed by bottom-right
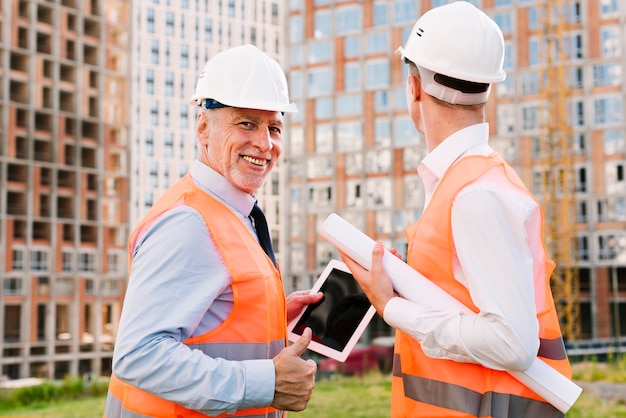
(104, 44), (322, 418)
(340, 3), (572, 417)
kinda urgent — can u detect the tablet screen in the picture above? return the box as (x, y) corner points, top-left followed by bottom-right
(288, 260), (376, 361)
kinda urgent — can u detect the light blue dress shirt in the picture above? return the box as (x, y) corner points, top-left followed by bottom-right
(112, 160), (275, 415)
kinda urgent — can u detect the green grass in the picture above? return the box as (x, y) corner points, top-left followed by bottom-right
(2, 365), (626, 417)
(0, 396), (105, 417)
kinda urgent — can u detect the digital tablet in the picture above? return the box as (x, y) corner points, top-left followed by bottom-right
(287, 259), (376, 362)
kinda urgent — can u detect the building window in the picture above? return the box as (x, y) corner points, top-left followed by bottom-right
(598, 232), (626, 262)
(307, 155), (334, 179)
(102, 279), (120, 296)
(336, 94), (361, 117)
(11, 249), (24, 271)
(344, 36), (360, 58)
(315, 97), (333, 120)
(308, 41), (332, 64)
(307, 68), (333, 97)
(593, 62), (621, 87)
(375, 118), (390, 147)
(604, 130), (624, 154)
(166, 12), (175, 36)
(345, 153), (363, 176)
(606, 161), (626, 195)
(392, 0), (417, 24)
(290, 15), (303, 43)
(493, 12), (512, 35)
(204, 19), (212, 42)
(365, 59), (390, 89)
(593, 95), (623, 125)
(62, 251), (73, 272)
(597, 197), (626, 222)
(394, 116), (418, 147)
(344, 63), (360, 91)
(337, 121), (362, 152)
(373, 2), (387, 27)
(31, 250), (49, 271)
(165, 72), (174, 96)
(78, 252), (96, 272)
(336, 6), (361, 35)
(151, 39), (159, 64)
(150, 102), (159, 125)
(149, 161), (159, 188)
(520, 72), (539, 95)
(3, 278), (24, 295)
(576, 166), (588, 193)
(146, 69), (154, 94)
(346, 180), (363, 208)
(308, 184), (333, 208)
(365, 32), (389, 55)
(145, 130), (154, 156)
(164, 132), (174, 158)
(600, 26), (621, 57)
(146, 8), (155, 33)
(314, 123), (333, 153)
(522, 105), (540, 132)
(578, 235), (589, 261)
(313, 10), (331, 39)
(600, 0), (619, 17)
(366, 149), (391, 173)
(367, 178), (392, 207)
(570, 100), (585, 126)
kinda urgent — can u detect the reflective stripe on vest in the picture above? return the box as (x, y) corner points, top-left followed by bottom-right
(104, 174), (286, 418)
(391, 354), (562, 418)
(393, 153), (571, 418)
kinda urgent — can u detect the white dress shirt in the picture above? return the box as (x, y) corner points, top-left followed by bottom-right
(384, 123), (543, 372)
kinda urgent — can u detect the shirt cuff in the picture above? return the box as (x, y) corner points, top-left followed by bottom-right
(383, 297), (418, 331)
(241, 359), (275, 409)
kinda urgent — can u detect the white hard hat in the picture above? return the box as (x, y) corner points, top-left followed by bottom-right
(396, 1), (506, 105)
(190, 44), (297, 113)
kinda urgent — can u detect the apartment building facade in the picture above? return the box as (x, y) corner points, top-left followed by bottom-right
(282, 0), (626, 343)
(0, 0), (130, 379)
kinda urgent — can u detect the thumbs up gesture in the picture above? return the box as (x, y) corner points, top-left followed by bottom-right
(271, 327), (317, 411)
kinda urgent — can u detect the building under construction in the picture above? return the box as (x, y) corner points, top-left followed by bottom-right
(0, 0), (129, 379)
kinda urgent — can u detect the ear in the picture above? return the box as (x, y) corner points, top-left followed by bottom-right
(408, 73), (421, 103)
(196, 112), (210, 146)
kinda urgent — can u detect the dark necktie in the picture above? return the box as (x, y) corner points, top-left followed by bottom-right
(250, 203), (277, 268)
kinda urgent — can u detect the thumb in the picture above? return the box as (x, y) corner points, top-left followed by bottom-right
(289, 327), (312, 357)
(372, 241), (384, 273)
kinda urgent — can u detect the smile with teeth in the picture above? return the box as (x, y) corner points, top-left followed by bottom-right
(243, 155), (268, 166)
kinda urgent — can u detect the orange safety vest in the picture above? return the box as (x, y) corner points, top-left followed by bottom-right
(393, 153), (571, 418)
(104, 174), (287, 418)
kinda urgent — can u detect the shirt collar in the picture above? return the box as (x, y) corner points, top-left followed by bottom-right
(190, 160), (256, 217)
(420, 123), (490, 179)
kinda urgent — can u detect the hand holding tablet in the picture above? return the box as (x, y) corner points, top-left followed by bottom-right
(287, 260), (377, 362)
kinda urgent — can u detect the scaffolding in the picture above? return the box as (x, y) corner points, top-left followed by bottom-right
(538, 0), (581, 341)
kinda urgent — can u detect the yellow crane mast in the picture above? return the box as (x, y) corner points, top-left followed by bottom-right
(538, 0), (581, 342)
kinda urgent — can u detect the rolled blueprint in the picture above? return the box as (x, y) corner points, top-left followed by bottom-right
(319, 212), (582, 413)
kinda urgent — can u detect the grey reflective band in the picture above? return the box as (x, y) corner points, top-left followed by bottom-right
(393, 355), (564, 418)
(104, 391), (150, 418)
(186, 339), (285, 361)
(538, 337), (568, 360)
